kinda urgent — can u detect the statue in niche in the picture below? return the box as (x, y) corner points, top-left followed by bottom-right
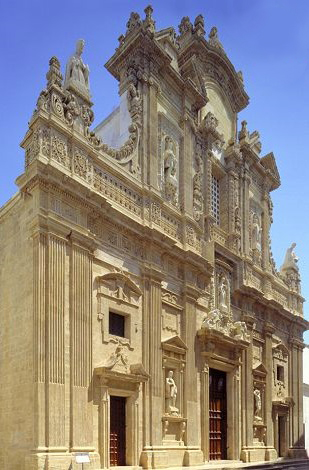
(252, 213), (262, 252)
(127, 83), (141, 114)
(64, 39), (90, 95)
(281, 242), (299, 272)
(165, 370), (179, 415)
(163, 136), (178, 204)
(218, 275), (228, 310)
(254, 388), (262, 421)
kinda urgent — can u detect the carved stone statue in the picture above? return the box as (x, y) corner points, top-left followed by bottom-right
(64, 39), (90, 96)
(252, 213), (262, 252)
(163, 136), (178, 204)
(218, 276), (228, 309)
(165, 370), (179, 415)
(254, 388), (262, 421)
(281, 242), (299, 272)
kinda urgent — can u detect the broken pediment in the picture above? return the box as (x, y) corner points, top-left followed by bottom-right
(253, 363), (267, 378)
(198, 309), (250, 346)
(272, 343), (289, 361)
(162, 335), (187, 357)
(260, 152), (281, 190)
(95, 344), (149, 382)
(97, 270), (142, 305)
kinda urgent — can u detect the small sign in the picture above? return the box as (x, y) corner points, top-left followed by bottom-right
(76, 453), (90, 464)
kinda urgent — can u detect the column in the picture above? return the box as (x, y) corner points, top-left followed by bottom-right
(263, 323), (277, 460)
(70, 242), (94, 452)
(98, 381), (109, 469)
(200, 363), (209, 461)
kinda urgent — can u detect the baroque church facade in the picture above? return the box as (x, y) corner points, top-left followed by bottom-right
(0, 7), (308, 470)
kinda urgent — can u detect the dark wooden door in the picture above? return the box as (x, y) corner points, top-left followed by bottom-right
(209, 369), (227, 460)
(110, 396), (126, 466)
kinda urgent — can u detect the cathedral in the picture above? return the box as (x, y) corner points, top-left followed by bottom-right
(0, 7), (308, 470)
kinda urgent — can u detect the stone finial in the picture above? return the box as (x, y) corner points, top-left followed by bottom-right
(143, 5), (155, 34)
(178, 16), (193, 35)
(194, 14), (205, 36)
(126, 12), (142, 34)
(238, 120), (249, 140)
(208, 26), (224, 52)
(46, 56), (63, 89)
(237, 70), (244, 84)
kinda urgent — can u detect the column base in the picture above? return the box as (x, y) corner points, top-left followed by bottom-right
(287, 448), (308, 459)
(140, 450), (168, 468)
(24, 451), (100, 470)
(240, 446), (267, 462)
(183, 449), (204, 466)
(265, 447), (277, 461)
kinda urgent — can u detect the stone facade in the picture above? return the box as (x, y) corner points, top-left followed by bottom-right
(0, 7), (308, 470)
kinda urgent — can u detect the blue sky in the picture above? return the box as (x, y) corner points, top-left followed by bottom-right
(1, 0), (308, 342)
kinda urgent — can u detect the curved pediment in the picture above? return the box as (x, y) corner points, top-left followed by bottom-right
(96, 270), (141, 305)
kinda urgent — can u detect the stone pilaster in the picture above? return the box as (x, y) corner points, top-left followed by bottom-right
(46, 234), (67, 451)
(240, 313), (254, 462)
(181, 117), (193, 216)
(242, 166), (251, 255)
(261, 190), (271, 271)
(140, 266), (168, 468)
(148, 84), (159, 189)
(182, 284), (203, 465)
(70, 242), (94, 452)
(263, 323), (277, 460)
(33, 232), (47, 452)
(288, 339), (307, 458)
(200, 363), (209, 460)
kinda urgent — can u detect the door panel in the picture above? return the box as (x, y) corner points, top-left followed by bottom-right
(110, 396), (126, 466)
(209, 369), (227, 460)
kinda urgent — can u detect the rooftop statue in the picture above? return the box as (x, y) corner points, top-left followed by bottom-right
(64, 39), (90, 97)
(281, 242), (299, 272)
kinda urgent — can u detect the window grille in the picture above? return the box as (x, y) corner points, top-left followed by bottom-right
(211, 175), (220, 225)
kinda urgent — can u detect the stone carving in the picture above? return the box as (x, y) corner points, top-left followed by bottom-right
(86, 123), (139, 175)
(251, 212), (262, 252)
(63, 92), (80, 126)
(105, 344), (129, 373)
(218, 275), (228, 309)
(143, 5), (155, 34)
(163, 136), (178, 205)
(97, 271), (142, 305)
(254, 388), (262, 421)
(165, 370), (179, 415)
(46, 56), (63, 89)
(208, 27), (224, 52)
(193, 14), (205, 36)
(201, 309), (250, 343)
(126, 12), (142, 35)
(281, 243), (298, 272)
(193, 143), (203, 221)
(64, 39), (90, 97)
(178, 16), (193, 35)
(127, 83), (142, 124)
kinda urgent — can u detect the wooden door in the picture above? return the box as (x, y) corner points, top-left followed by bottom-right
(110, 396), (126, 466)
(209, 369), (227, 460)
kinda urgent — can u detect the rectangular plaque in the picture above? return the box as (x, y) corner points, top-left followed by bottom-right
(75, 453), (90, 464)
